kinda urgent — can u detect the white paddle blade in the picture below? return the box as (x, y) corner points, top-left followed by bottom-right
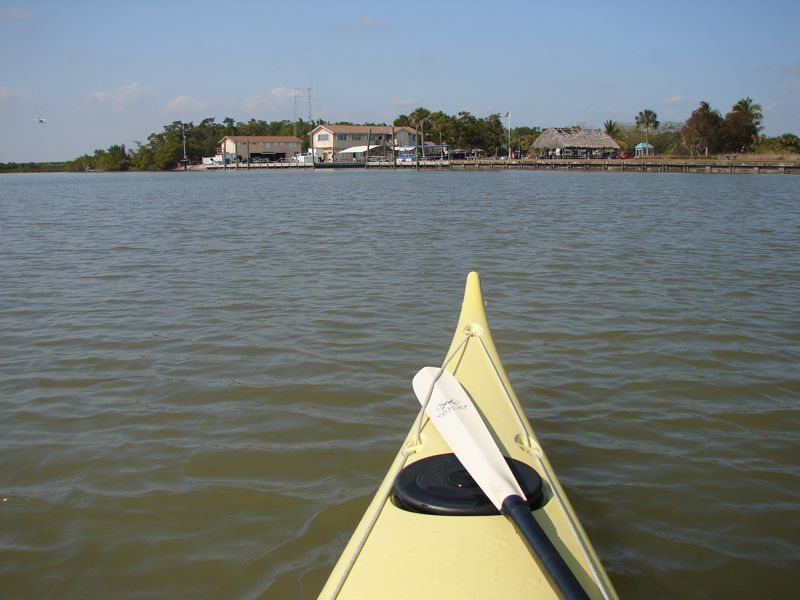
(412, 366), (526, 510)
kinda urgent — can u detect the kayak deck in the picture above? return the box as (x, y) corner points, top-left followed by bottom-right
(319, 272), (617, 599)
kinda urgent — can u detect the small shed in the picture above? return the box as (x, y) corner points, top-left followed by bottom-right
(634, 142), (655, 157)
(533, 127), (620, 158)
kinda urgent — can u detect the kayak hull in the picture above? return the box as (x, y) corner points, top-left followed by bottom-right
(319, 272), (617, 599)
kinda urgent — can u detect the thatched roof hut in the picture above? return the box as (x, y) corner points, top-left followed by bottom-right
(533, 127), (619, 156)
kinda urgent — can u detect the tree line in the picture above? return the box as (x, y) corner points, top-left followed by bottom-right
(4, 97), (797, 173)
(603, 98), (800, 157)
(0, 161), (68, 173)
(393, 108), (520, 156)
(62, 117), (311, 172)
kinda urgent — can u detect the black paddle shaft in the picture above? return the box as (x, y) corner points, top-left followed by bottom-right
(501, 495), (590, 600)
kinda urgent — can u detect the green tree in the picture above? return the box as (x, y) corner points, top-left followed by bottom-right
(454, 111), (480, 150)
(293, 118), (312, 150)
(652, 127), (689, 156)
(774, 133), (800, 152)
(753, 133), (800, 154)
(722, 97), (763, 152)
(408, 107), (432, 128)
(62, 144), (130, 171)
(130, 142), (155, 170)
(682, 101), (723, 156)
(634, 109), (659, 145)
(481, 113), (506, 156)
(406, 107), (433, 149)
(189, 117), (225, 157)
(95, 144), (130, 171)
(733, 97), (763, 132)
(63, 154), (95, 171)
(393, 114), (411, 127)
(513, 126), (541, 157)
(603, 120), (626, 150)
(137, 121), (185, 170)
(603, 120), (622, 141)
(428, 110), (455, 148)
(721, 112), (753, 153)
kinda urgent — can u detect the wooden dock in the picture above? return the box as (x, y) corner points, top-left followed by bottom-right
(447, 159), (800, 174)
(203, 159), (799, 174)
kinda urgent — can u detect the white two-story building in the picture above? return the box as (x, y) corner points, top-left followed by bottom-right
(308, 125), (417, 162)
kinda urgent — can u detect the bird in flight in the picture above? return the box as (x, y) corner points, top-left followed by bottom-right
(35, 117), (47, 124)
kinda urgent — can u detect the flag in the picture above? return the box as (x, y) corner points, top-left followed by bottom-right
(501, 112), (509, 118)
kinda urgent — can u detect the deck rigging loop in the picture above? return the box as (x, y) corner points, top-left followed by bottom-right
(411, 335), (469, 446)
(463, 322), (484, 337)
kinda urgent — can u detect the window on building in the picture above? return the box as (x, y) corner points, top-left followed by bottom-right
(352, 134), (361, 141)
(318, 134), (329, 141)
(337, 134), (347, 141)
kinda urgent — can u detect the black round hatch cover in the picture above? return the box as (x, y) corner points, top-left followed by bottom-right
(393, 453), (544, 516)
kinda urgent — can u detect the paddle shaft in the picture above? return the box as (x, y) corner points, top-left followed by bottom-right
(501, 495), (590, 600)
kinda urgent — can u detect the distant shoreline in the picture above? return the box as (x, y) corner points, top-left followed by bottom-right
(3, 156), (799, 175)
(196, 157), (800, 175)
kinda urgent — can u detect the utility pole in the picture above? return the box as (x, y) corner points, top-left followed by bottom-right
(307, 87), (314, 166)
(295, 87), (314, 165)
(294, 88), (310, 138)
(505, 112), (511, 159)
(182, 122), (188, 170)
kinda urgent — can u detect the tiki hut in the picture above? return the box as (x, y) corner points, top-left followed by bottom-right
(532, 127), (620, 158)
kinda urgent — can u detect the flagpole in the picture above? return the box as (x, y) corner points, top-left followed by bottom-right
(507, 112), (511, 159)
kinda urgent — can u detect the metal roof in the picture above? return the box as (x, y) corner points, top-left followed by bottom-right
(218, 136), (302, 143)
(312, 125), (416, 135)
(337, 144), (385, 153)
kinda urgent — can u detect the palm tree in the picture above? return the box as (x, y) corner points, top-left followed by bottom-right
(604, 120), (625, 152)
(604, 119), (621, 140)
(408, 107), (432, 158)
(635, 109), (659, 145)
(733, 97), (764, 131)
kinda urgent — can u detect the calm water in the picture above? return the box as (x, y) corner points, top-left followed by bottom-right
(1, 170), (798, 599)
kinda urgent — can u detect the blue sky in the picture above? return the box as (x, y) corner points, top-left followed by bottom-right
(1, 0), (799, 162)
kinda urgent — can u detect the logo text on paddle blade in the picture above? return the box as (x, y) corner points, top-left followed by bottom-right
(434, 397), (468, 418)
